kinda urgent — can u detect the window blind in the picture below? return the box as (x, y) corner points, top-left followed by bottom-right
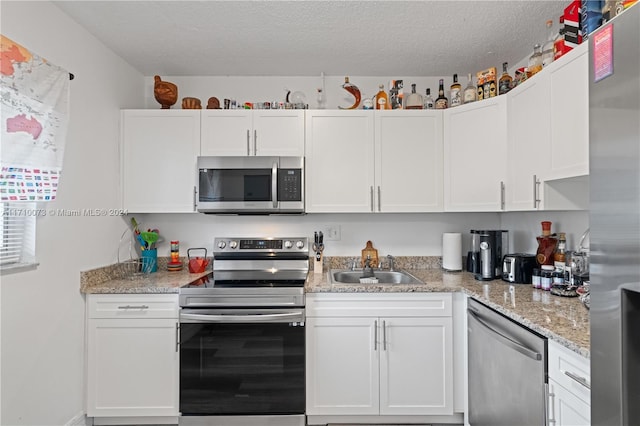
(0, 202), (36, 269)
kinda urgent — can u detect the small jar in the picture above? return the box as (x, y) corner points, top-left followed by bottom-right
(532, 268), (541, 289)
(552, 271), (564, 286)
(170, 240), (180, 262)
(541, 265), (554, 291)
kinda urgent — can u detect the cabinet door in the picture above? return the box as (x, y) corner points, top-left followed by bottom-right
(550, 380), (591, 426)
(375, 110), (444, 212)
(253, 110), (304, 156)
(121, 110), (199, 213)
(443, 97), (508, 211)
(200, 110), (253, 156)
(87, 318), (179, 417)
(306, 317), (379, 415)
(305, 110), (375, 212)
(506, 73), (551, 211)
(547, 43), (589, 180)
(379, 317), (453, 415)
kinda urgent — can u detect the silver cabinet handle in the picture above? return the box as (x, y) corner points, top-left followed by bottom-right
(370, 186), (374, 212)
(117, 305), (149, 310)
(193, 185), (197, 211)
(564, 370), (591, 389)
(246, 129), (250, 155)
(468, 309), (542, 360)
(500, 181), (505, 210)
(254, 130), (257, 156)
(374, 320), (378, 351)
(377, 186), (381, 212)
(533, 174), (541, 209)
(272, 162), (278, 208)
(382, 320), (387, 351)
(546, 383), (556, 425)
(175, 322), (179, 353)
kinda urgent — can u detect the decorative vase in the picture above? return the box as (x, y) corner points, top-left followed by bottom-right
(153, 75), (178, 109)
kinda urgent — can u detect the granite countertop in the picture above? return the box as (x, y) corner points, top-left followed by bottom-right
(306, 268), (590, 358)
(80, 256), (589, 358)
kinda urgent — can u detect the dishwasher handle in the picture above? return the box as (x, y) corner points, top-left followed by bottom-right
(468, 308), (542, 361)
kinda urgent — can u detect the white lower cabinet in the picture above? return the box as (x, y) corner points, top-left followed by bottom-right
(306, 293), (454, 422)
(86, 294), (179, 422)
(548, 340), (591, 426)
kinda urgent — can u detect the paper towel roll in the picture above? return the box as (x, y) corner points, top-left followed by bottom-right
(442, 233), (462, 271)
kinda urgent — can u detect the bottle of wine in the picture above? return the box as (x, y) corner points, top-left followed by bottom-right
(435, 79), (448, 109)
(423, 88), (434, 109)
(463, 73), (476, 104)
(375, 84), (390, 110)
(450, 74), (462, 107)
(498, 62), (513, 95)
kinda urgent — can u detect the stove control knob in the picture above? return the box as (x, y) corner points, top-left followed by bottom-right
(217, 241), (227, 249)
(284, 240), (293, 249)
(229, 240), (238, 249)
(296, 240), (305, 249)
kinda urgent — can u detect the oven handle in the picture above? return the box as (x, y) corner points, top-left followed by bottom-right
(180, 311), (305, 324)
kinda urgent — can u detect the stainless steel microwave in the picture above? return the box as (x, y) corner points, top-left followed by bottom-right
(196, 156), (304, 214)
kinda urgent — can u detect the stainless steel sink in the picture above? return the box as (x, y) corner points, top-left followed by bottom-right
(329, 269), (424, 285)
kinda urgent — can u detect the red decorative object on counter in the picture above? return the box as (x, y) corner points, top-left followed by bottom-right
(536, 221), (558, 266)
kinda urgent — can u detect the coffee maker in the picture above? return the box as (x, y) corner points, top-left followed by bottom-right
(467, 230), (509, 281)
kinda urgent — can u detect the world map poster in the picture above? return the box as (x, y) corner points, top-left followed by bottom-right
(0, 34), (70, 202)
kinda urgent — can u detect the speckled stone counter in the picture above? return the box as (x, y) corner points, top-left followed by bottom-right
(306, 267), (590, 358)
(80, 257), (211, 294)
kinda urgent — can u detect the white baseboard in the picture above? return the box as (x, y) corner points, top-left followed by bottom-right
(65, 412), (90, 426)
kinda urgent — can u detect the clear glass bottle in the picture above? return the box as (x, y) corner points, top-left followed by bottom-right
(498, 62), (513, 95)
(528, 44), (543, 76)
(554, 232), (567, 273)
(405, 83), (424, 109)
(542, 19), (556, 67)
(375, 84), (390, 110)
(450, 74), (462, 107)
(463, 73), (477, 104)
(423, 88), (434, 109)
(435, 79), (448, 109)
(316, 88), (326, 109)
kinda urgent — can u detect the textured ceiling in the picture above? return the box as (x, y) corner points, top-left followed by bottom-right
(52, 0), (568, 77)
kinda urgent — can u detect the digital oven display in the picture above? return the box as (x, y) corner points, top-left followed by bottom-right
(239, 239), (283, 250)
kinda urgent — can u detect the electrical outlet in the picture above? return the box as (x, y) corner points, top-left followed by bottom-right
(323, 225), (341, 241)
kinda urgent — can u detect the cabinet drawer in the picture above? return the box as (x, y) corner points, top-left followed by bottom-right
(87, 294), (179, 319)
(306, 293), (452, 317)
(548, 340), (590, 404)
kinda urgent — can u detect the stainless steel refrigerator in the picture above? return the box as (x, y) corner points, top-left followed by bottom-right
(589, 3), (640, 425)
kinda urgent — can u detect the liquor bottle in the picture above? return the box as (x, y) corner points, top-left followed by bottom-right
(528, 44), (543, 75)
(463, 73), (476, 104)
(554, 16), (567, 61)
(536, 221), (558, 266)
(338, 76), (361, 110)
(423, 88), (434, 109)
(498, 62), (513, 95)
(405, 83), (424, 109)
(554, 232), (567, 273)
(434, 79), (448, 109)
(449, 74), (462, 107)
(542, 19), (556, 67)
(375, 84), (390, 110)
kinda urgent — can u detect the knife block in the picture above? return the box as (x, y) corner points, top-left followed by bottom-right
(314, 254), (323, 274)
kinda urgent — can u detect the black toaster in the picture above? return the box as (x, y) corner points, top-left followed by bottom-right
(502, 253), (537, 283)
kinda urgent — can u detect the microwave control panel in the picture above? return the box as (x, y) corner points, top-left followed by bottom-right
(278, 169), (302, 201)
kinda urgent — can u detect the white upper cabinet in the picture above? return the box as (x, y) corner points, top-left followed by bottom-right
(200, 109), (304, 156)
(375, 110), (444, 212)
(121, 110), (200, 213)
(443, 97), (508, 211)
(546, 42), (589, 180)
(305, 110), (375, 213)
(506, 71), (551, 211)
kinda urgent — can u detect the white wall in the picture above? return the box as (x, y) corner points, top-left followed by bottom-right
(0, 1), (144, 424)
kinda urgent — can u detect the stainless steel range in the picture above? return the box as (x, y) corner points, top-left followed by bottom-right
(179, 237), (308, 426)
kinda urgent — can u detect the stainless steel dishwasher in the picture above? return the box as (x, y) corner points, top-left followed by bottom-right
(467, 298), (548, 425)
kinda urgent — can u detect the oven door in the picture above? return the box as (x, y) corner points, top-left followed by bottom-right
(179, 308), (305, 418)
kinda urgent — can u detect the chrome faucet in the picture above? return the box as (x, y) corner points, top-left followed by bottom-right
(387, 254), (396, 271)
(361, 255), (375, 278)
